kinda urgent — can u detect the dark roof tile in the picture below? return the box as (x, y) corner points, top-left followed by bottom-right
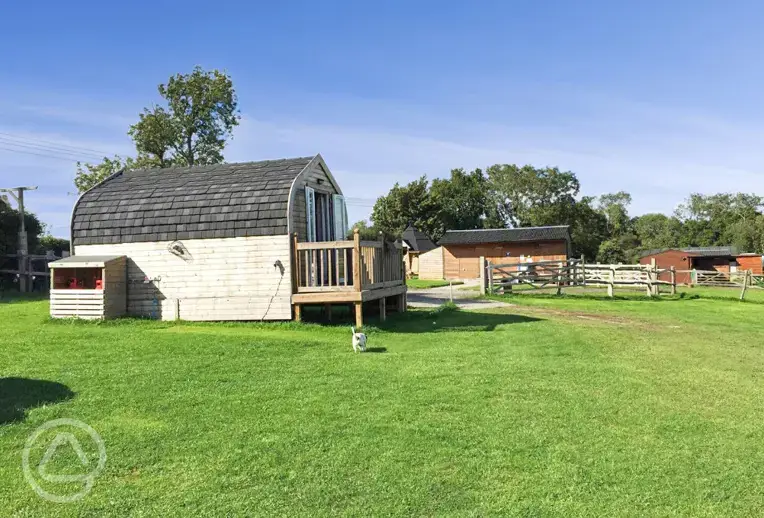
(72, 156), (316, 246)
(438, 226), (571, 246)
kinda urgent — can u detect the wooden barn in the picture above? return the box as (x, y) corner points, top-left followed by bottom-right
(431, 226), (571, 280)
(401, 225), (436, 276)
(638, 247), (763, 284)
(60, 155), (405, 325)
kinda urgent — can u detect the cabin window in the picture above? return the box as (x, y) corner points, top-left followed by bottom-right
(53, 267), (103, 290)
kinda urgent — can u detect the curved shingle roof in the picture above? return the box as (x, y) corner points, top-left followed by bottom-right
(72, 156), (314, 246)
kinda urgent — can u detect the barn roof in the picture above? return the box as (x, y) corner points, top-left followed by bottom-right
(72, 156), (318, 246)
(401, 225), (436, 252)
(438, 226), (571, 246)
(639, 246), (741, 258)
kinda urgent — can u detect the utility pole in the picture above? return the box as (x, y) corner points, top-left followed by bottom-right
(0, 186), (38, 292)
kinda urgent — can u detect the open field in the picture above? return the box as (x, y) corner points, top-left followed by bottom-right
(2, 295), (764, 516)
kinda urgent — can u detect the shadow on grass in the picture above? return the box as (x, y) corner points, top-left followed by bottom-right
(0, 292), (49, 305)
(0, 377), (75, 425)
(365, 347), (387, 353)
(377, 307), (542, 333)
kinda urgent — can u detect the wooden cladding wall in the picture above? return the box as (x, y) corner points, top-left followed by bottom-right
(738, 255), (763, 275)
(418, 247), (444, 280)
(443, 241), (567, 279)
(290, 162), (341, 240)
(76, 235), (292, 321)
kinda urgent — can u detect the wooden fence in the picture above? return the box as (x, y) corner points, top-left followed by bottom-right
(481, 258), (676, 297)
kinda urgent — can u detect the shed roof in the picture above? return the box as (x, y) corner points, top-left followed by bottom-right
(49, 255), (124, 268)
(401, 225), (436, 252)
(639, 246), (741, 258)
(438, 226), (571, 246)
(72, 156), (321, 246)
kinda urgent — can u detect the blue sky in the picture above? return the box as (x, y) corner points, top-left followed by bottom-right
(2, 1), (764, 237)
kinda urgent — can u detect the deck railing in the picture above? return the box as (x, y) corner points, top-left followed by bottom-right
(293, 230), (404, 293)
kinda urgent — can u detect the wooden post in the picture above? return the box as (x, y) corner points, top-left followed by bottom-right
(354, 302), (363, 329)
(487, 260), (494, 295)
(670, 266), (676, 295)
(556, 260), (563, 295)
(650, 258), (657, 296)
(294, 304), (302, 322)
(479, 256), (487, 295)
(691, 268), (697, 287)
(608, 267), (614, 297)
(379, 297), (386, 321)
(740, 270), (750, 301)
(292, 233), (299, 293)
(581, 255), (587, 287)
(324, 303), (332, 322)
(352, 228), (362, 291)
(379, 232), (386, 284)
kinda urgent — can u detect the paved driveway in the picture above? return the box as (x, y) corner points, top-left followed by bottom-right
(407, 280), (513, 310)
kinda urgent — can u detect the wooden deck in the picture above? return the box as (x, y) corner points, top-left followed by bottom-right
(291, 229), (407, 327)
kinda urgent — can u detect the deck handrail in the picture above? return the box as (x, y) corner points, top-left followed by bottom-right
(293, 229), (405, 293)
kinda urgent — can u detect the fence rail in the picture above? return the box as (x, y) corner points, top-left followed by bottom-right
(294, 231), (404, 293)
(481, 258), (677, 297)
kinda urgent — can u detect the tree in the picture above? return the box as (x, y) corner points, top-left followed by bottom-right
(632, 213), (682, 250)
(371, 177), (441, 239)
(37, 235), (70, 256)
(74, 155), (135, 194)
(597, 191), (632, 236)
(486, 164), (580, 227)
(347, 220), (379, 240)
(75, 66), (240, 192)
(136, 66), (241, 167)
(429, 168), (488, 233)
(569, 196), (608, 260)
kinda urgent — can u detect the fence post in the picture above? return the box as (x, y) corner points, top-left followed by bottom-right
(670, 266), (676, 295)
(740, 270), (750, 301)
(691, 268), (697, 286)
(581, 255), (587, 287)
(353, 228), (362, 291)
(608, 267), (614, 297)
(556, 260), (564, 296)
(479, 256), (487, 295)
(488, 260), (494, 295)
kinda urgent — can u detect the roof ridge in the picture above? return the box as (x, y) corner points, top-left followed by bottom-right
(444, 225), (570, 233)
(125, 155), (317, 174)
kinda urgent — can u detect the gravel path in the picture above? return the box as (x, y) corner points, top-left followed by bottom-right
(407, 280), (513, 310)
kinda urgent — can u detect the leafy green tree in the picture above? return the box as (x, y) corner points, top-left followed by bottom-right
(347, 220), (379, 240)
(37, 235), (70, 256)
(75, 66), (240, 192)
(569, 196), (608, 260)
(597, 191), (632, 236)
(74, 155), (135, 194)
(486, 164), (580, 227)
(429, 168), (488, 233)
(371, 177), (441, 239)
(632, 213), (682, 250)
(0, 203), (43, 254)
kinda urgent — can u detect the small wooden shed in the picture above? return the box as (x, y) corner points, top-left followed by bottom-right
(48, 255), (127, 319)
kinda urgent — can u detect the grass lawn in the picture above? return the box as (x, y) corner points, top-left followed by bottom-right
(406, 278), (464, 289)
(2, 295), (764, 516)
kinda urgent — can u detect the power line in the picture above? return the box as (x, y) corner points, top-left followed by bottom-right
(0, 132), (114, 157)
(0, 145), (85, 162)
(0, 137), (108, 161)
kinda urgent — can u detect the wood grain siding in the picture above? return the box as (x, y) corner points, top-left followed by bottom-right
(418, 246), (445, 280)
(75, 236), (292, 321)
(443, 241), (568, 279)
(737, 255), (763, 275)
(50, 289), (105, 319)
(103, 256), (127, 317)
(639, 250), (693, 283)
(290, 161), (340, 240)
